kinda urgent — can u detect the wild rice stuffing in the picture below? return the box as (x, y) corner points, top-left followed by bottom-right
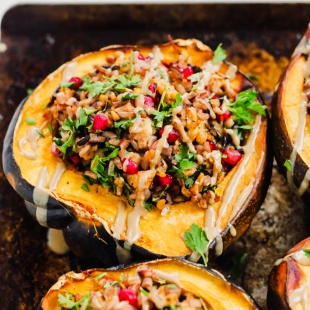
(46, 42), (265, 211)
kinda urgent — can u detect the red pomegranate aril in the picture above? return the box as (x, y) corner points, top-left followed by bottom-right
(69, 77), (82, 90)
(138, 54), (145, 60)
(211, 94), (218, 99)
(70, 154), (82, 165)
(122, 158), (139, 175)
(182, 66), (194, 79)
(144, 96), (155, 107)
(159, 128), (179, 143)
(50, 142), (59, 155)
(158, 174), (173, 187)
(118, 289), (138, 307)
(148, 83), (156, 94)
(217, 110), (231, 122)
(207, 141), (216, 151)
(307, 93), (310, 101)
(93, 114), (108, 131)
(223, 149), (242, 165)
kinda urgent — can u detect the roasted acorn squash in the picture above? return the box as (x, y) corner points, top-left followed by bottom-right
(39, 258), (259, 310)
(268, 237), (310, 310)
(3, 39), (271, 265)
(272, 27), (310, 202)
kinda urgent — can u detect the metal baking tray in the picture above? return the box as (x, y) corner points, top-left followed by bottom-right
(1, 3), (310, 309)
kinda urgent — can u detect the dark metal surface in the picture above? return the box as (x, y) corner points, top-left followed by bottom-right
(1, 4), (310, 309)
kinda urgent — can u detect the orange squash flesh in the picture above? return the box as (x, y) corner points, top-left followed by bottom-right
(7, 39), (271, 260)
(40, 259), (258, 310)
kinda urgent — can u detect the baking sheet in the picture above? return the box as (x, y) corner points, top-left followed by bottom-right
(1, 4), (310, 309)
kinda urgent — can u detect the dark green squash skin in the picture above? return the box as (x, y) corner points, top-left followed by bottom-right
(272, 53), (310, 203)
(36, 258), (261, 310)
(3, 76), (272, 266)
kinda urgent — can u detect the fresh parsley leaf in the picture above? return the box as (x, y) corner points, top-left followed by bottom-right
(128, 199), (135, 207)
(164, 284), (177, 289)
(246, 73), (259, 81)
(80, 80), (114, 97)
(228, 252), (248, 280)
(58, 293), (76, 308)
(175, 144), (196, 163)
(58, 293), (91, 309)
(284, 159), (292, 172)
(53, 131), (75, 156)
(76, 108), (88, 129)
(152, 110), (169, 128)
(94, 272), (106, 281)
(83, 174), (98, 186)
(81, 183), (89, 192)
(36, 129), (45, 138)
(104, 280), (119, 289)
(213, 43), (227, 64)
(202, 184), (218, 193)
(227, 89), (265, 126)
(179, 158), (196, 170)
(25, 117), (37, 125)
(140, 287), (149, 296)
(303, 249), (310, 259)
(48, 124), (53, 134)
(238, 125), (253, 130)
(144, 201), (152, 211)
(184, 223), (209, 266)
(59, 81), (76, 89)
(185, 177), (195, 188)
(188, 73), (201, 91)
(121, 93), (139, 101)
(61, 118), (76, 131)
(114, 117), (136, 130)
(170, 165), (185, 178)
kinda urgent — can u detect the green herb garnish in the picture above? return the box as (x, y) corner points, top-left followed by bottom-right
(184, 223), (209, 266)
(58, 292), (91, 309)
(303, 249), (310, 259)
(213, 43), (226, 64)
(188, 73), (201, 91)
(25, 117), (37, 125)
(227, 89), (265, 126)
(81, 183), (89, 192)
(121, 93), (139, 101)
(93, 272), (106, 281)
(36, 129), (45, 138)
(140, 287), (149, 296)
(284, 159), (292, 172)
(228, 252), (248, 280)
(59, 81), (76, 89)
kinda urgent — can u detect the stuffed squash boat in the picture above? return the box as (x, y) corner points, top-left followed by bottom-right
(272, 25), (310, 202)
(268, 237), (310, 310)
(39, 259), (259, 310)
(3, 38), (271, 264)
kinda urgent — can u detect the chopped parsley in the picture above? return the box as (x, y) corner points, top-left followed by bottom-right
(227, 89), (265, 126)
(36, 129), (45, 138)
(303, 248), (310, 259)
(284, 159), (292, 172)
(24, 117), (37, 125)
(59, 81), (76, 89)
(140, 287), (149, 296)
(213, 43), (227, 64)
(184, 223), (209, 266)
(188, 72), (201, 91)
(121, 93), (139, 101)
(81, 183), (89, 192)
(93, 272), (107, 281)
(58, 292), (91, 310)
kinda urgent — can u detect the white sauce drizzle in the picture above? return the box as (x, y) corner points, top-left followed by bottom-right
(115, 241), (132, 264)
(152, 269), (181, 286)
(216, 115), (261, 229)
(49, 162), (66, 191)
(19, 126), (40, 160)
(62, 61), (78, 83)
(112, 201), (127, 239)
(228, 223), (237, 237)
(47, 228), (69, 254)
(215, 234), (223, 256)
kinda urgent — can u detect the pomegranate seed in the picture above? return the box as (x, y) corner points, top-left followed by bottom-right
(70, 154), (82, 165)
(307, 93), (310, 101)
(118, 289), (138, 307)
(138, 54), (145, 60)
(207, 141), (216, 151)
(159, 127), (179, 144)
(182, 66), (194, 79)
(144, 96), (155, 107)
(93, 114), (108, 131)
(122, 158), (139, 175)
(50, 142), (59, 155)
(158, 174), (173, 187)
(148, 83), (156, 94)
(223, 149), (243, 165)
(211, 94), (218, 99)
(69, 77), (82, 90)
(217, 110), (231, 122)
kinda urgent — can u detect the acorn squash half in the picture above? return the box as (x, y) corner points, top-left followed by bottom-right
(39, 258), (259, 310)
(272, 27), (310, 202)
(268, 237), (310, 310)
(3, 39), (271, 265)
